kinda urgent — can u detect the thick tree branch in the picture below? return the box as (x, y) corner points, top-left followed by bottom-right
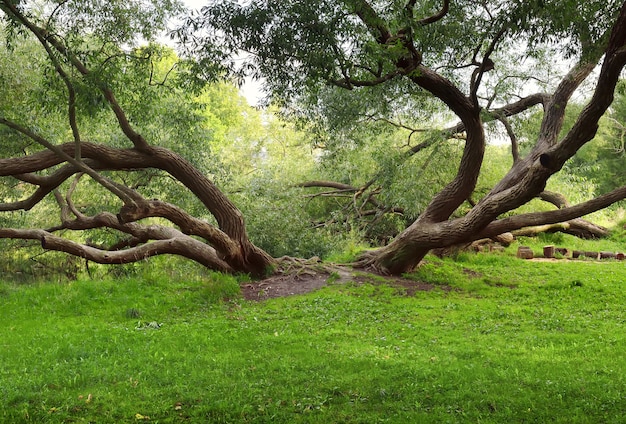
(359, 0), (626, 273)
(443, 93), (549, 138)
(404, 93), (548, 158)
(550, 22), (626, 164)
(117, 200), (240, 259)
(511, 219), (609, 239)
(0, 167), (75, 212)
(0, 142), (274, 274)
(539, 190), (571, 209)
(348, 0), (391, 43)
(0, 118), (137, 205)
(538, 61), (598, 148)
(477, 185), (626, 239)
(488, 4), (626, 204)
(42, 204), (236, 271)
(0, 143), (244, 239)
(0, 220), (233, 272)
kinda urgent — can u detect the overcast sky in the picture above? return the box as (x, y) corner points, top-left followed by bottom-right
(182, 0), (205, 10)
(180, 0), (264, 105)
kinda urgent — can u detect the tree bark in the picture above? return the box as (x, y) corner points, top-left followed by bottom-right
(512, 219), (609, 239)
(0, 143), (275, 277)
(0, 2), (276, 277)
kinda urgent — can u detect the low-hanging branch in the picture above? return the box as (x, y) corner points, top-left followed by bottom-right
(0, 117), (137, 205)
(477, 185), (626, 240)
(0, 144), (252, 269)
(53, 230), (230, 271)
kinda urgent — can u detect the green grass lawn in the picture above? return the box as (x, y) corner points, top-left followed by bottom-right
(2, 241), (626, 423)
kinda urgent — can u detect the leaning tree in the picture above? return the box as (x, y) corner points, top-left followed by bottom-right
(0, 0), (274, 276)
(187, 0), (626, 274)
(3, 0), (626, 278)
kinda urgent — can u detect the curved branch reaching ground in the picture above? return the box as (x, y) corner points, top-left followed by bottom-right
(477, 185), (626, 239)
(0, 142), (274, 275)
(0, 143), (242, 233)
(0, 227), (233, 272)
(117, 200), (240, 259)
(511, 219), (609, 239)
(509, 191), (610, 239)
(0, 0), (274, 276)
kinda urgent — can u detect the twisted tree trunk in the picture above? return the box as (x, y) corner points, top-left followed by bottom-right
(355, 1), (626, 274)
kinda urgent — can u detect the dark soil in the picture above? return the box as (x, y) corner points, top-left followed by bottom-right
(240, 265), (451, 301)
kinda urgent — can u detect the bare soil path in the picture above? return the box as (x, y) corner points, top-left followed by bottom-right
(240, 261), (450, 301)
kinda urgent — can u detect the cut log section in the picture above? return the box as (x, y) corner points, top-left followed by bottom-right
(517, 246), (534, 259)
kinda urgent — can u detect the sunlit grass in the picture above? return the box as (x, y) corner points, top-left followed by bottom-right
(1, 240), (626, 422)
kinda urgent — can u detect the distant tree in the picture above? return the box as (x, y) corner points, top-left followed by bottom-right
(186, 0), (626, 274)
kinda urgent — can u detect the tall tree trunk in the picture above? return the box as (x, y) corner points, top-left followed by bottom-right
(359, 110), (486, 274)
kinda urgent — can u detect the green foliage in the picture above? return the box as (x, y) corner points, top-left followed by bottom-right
(503, 92), (625, 222)
(316, 237), (370, 264)
(0, 9), (368, 263)
(500, 0), (621, 59)
(610, 220), (626, 244)
(472, 144), (512, 203)
(235, 180), (354, 260)
(563, 86), (626, 197)
(185, 0), (622, 105)
(13, 1), (184, 46)
(178, 0), (625, 252)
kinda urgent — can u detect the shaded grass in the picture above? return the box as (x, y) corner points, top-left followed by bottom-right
(1, 251), (626, 422)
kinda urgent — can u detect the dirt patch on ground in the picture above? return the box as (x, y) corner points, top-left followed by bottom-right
(527, 258), (618, 263)
(240, 264), (452, 301)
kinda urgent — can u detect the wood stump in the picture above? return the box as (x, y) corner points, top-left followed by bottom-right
(543, 245), (555, 258)
(555, 247), (569, 256)
(600, 251), (616, 260)
(517, 246), (534, 259)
